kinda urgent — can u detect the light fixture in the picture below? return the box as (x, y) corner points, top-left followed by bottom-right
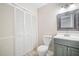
(61, 3), (73, 8)
(68, 4), (77, 10)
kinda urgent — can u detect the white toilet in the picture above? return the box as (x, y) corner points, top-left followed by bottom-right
(37, 35), (53, 56)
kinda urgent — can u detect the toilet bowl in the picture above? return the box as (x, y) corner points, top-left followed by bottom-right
(37, 35), (53, 56)
(37, 45), (48, 56)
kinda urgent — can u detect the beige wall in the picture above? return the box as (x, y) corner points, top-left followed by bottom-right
(38, 4), (59, 45)
(0, 4), (14, 55)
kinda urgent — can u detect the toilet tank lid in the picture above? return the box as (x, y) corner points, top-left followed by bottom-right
(43, 34), (53, 38)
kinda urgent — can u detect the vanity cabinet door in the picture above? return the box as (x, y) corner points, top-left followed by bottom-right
(68, 48), (79, 56)
(54, 44), (68, 56)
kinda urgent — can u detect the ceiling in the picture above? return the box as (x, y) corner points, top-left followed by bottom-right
(16, 3), (79, 12)
(16, 3), (47, 10)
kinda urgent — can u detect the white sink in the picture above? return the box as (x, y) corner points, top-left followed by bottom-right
(54, 34), (79, 41)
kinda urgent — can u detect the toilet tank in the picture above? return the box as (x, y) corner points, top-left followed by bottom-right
(43, 35), (52, 46)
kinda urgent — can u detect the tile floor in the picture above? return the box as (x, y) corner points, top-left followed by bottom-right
(25, 49), (54, 56)
(25, 40), (54, 56)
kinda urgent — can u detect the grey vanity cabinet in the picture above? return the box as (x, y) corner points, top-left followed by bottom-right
(54, 38), (79, 56)
(54, 44), (68, 56)
(68, 48), (79, 56)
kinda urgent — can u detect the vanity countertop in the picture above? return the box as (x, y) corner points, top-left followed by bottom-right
(54, 34), (79, 41)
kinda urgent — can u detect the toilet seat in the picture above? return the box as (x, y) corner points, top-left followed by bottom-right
(37, 45), (48, 52)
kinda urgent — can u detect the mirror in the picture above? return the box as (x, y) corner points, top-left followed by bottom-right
(57, 9), (79, 31)
(60, 14), (74, 28)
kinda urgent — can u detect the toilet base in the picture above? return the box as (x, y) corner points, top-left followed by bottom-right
(46, 51), (54, 56)
(38, 50), (54, 56)
(38, 51), (48, 56)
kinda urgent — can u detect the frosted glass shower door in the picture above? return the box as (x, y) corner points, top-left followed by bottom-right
(24, 13), (38, 54)
(24, 13), (33, 53)
(14, 8), (37, 55)
(15, 8), (24, 56)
